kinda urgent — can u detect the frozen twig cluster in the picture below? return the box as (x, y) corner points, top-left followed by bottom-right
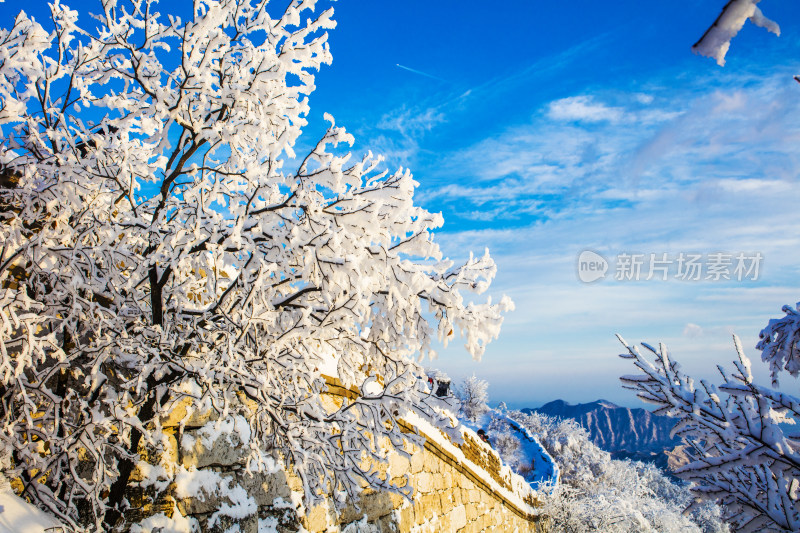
(619, 328), (800, 532)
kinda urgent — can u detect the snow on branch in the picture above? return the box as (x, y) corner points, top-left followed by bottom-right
(618, 330), (800, 532)
(693, 0), (780, 66)
(757, 302), (800, 386)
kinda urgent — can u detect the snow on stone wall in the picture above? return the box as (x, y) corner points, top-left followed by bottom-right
(122, 378), (549, 532)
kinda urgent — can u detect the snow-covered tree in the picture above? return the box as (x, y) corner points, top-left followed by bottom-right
(0, 0), (512, 529)
(618, 305), (800, 532)
(456, 374), (490, 422)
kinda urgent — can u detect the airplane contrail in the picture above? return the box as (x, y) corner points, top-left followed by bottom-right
(396, 63), (447, 82)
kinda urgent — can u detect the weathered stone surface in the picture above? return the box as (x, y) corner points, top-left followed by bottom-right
(181, 436), (247, 469)
(160, 397), (220, 428)
(359, 490), (395, 522)
(395, 503), (414, 532)
(195, 512), (258, 533)
(388, 452), (410, 478)
(176, 469), (290, 516)
(303, 500), (332, 532)
(465, 501), (478, 522)
(258, 504), (303, 533)
(443, 469), (453, 489)
(376, 513), (400, 533)
(437, 512), (451, 532)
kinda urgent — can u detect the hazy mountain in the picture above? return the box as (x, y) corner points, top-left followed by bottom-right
(523, 400), (683, 469)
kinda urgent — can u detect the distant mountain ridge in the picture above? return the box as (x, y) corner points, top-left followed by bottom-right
(523, 399), (681, 456)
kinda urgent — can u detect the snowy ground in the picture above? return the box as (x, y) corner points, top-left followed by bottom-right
(0, 488), (64, 533)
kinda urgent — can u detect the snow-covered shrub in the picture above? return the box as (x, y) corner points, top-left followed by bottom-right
(0, 1), (512, 529)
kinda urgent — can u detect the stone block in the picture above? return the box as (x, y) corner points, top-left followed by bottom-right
(388, 452), (410, 478)
(423, 493), (440, 520)
(335, 502), (362, 526)
(437, 512), (451, 532)
(181, 429), (248, 469)
(258, 505), (303, 533)
(286, 471), (303, 492)
(242, 470), (292, 507)
(465, 502), (478, 522)
(395, 503), (415, 531)
(359, 490), (397, 522)
(422, 452), (438, 472)
(160, 397), (219, 428)
(376, 513), (400, 533)
(450, 505), (467, 531)
(410, 450), (424, 474)
(453, 487), (462, 507)
(177, 470), (290, 516)
(196, 513), (258, 533)
(303, 501), (331, 532)
(415, 472), (433, 493)
(442, 470), (453, 490)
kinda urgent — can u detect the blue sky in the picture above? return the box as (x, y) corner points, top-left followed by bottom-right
(307, 0), (800, 408)
(5, 0), (800, 408)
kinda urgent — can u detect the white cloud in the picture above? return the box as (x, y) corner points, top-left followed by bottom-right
(547, 95), (624, 122)
(683, 323), (704, 337)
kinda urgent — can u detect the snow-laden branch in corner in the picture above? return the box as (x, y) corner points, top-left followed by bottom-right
(692, 0), (780, 66)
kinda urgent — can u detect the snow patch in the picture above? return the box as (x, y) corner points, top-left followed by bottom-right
(0, 487), (64, 533)
(129, 502), (197, 533)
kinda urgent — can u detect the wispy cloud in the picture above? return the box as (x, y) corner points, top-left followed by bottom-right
(421, 69), (800, 404)
(547, 96), (624, 123)
(424, 69), (800, 223)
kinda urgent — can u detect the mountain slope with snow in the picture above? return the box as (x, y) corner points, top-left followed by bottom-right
(524, 400), (680, 455)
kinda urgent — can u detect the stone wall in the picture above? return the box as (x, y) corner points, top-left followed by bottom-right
(126, 383), (549, 532)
